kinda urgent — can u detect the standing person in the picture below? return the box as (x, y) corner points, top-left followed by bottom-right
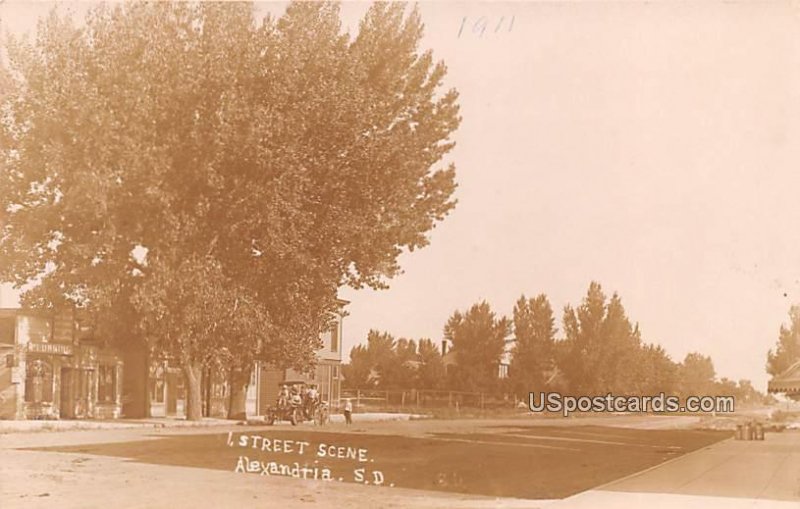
(290, 384), (302, 406)
(278, 384), (289, 407)
(343, 398), (353, 425)
(305, 384), (319, 419)
(307, 384), (318, 404)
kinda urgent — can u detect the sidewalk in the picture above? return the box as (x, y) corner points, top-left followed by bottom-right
(0, 417), (234, 433)
(323, 411), (429, 424)
(0, 412), (429, 433)
(552, 430), (800, 508)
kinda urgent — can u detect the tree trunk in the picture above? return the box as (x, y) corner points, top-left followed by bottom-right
(227, 366), (250, 421)
(183, 362), (203, 421)
(121, 340), (150, 418)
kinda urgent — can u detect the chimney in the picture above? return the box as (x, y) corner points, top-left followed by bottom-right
(441, 340), (447, 356)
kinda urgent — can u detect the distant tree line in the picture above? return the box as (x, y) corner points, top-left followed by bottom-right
(343, 281), (772, 406)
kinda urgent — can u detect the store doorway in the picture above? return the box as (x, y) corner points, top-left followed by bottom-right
(60, 368), (75, 419)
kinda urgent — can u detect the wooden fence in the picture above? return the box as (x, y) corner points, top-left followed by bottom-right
(340, 389), (513, 411)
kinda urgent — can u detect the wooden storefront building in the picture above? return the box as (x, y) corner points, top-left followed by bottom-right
(0, 298), (346, 421)
(0, 308), (123, 420)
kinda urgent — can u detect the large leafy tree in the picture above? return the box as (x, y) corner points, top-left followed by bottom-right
(595, 293), (643, 393)
(0, 2), (460, 420)
(767, 306), (800, 377)
(363, 330), (397, 389)
(678, 352), (716, 397)
(444, 301), (511, 393)
(560, 282), (608, 394)
(342, 330), (396, 390)
(342, 343), (374, 390)
(131, 255), (270, 419)
(509, 294), (556, 397)
(390, 338), (418, 390)
(632, 343), (678, 395)
(560, 282), (648, 394)
(343, 334), (443, 391)
(416, 338), (446, 390)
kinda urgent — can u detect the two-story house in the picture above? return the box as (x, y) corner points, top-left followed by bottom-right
(248, 299), (347, 415)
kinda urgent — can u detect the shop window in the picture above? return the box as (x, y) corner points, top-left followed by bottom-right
(0, 317), (15, 345)
(98, 365), (117, 404)
(24, 358), (53, 403)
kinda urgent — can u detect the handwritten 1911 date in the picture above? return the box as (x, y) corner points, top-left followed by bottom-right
(458, 15), (515, 38)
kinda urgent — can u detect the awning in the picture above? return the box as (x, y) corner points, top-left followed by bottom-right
(767, 360), (800, 394)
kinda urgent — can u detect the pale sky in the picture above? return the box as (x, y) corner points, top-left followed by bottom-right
(2, 1), (800, 390)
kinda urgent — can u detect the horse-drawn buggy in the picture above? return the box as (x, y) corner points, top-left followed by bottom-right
(265, 380), (329, 426)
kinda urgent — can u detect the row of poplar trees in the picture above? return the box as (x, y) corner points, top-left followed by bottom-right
(346, 281), (767, 406)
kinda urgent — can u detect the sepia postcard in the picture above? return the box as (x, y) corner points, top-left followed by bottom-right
(0, 1), (799, 508)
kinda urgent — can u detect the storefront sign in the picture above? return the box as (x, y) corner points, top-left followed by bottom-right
(27, 343), (73, 356)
